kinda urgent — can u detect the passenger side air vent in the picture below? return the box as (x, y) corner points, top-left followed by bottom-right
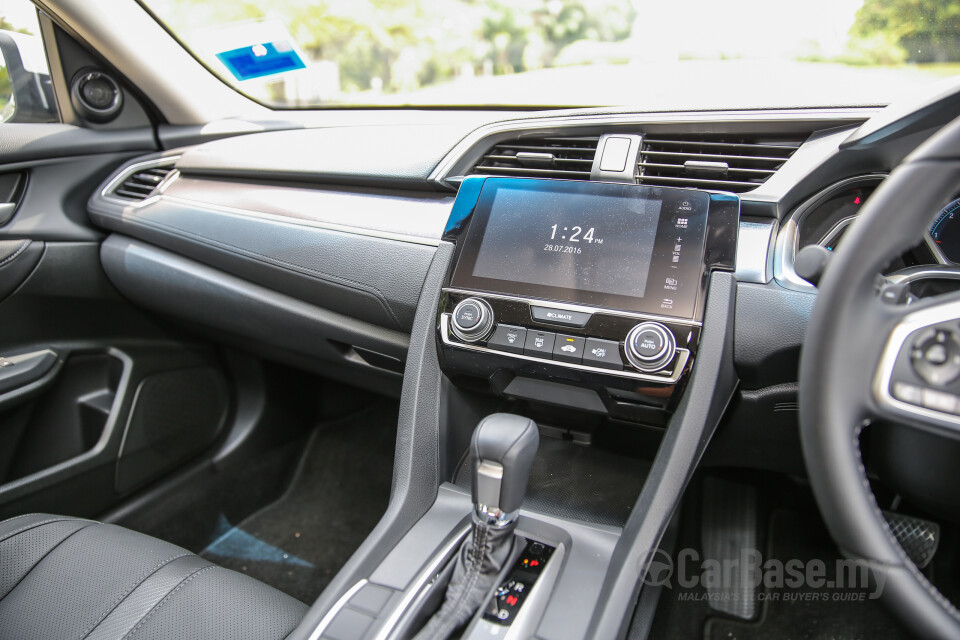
(110, 163), (176, 202)
(472, 136), (599, 180)
(637, 134), (806, 193)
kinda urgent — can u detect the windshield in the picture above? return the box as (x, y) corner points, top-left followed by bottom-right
(141, 0), (960, 109)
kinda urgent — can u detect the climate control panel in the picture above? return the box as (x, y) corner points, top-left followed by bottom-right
(438, 289), (699, 385)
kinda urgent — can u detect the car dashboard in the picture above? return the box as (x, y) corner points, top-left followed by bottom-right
(79, 88), (960, 477)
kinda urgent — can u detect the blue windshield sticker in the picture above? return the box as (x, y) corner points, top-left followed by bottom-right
(216, 41), (306, 81)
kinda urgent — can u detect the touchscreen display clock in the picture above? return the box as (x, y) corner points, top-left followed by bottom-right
(450, 178), (711, 319)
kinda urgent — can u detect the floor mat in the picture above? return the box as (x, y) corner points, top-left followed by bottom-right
(201, 402), (397, 603)
(705, 509), (910, 640)
(454, 435), (650, 527)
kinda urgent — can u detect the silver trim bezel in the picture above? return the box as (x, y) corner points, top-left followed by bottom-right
(887, 265), (960, 286)
(99, 157), (181, 207)
(306, 579), (369, 640)
(440, 314), (691, 384)
(734, 218), (777, 284)
(774, 174), (888, 293)
(774, 173), (951, 292)
(874, 297), (960, 432)
(443, 288), (703, 327)
(817, 215), (858, 248)
(377, 525), (472, 640)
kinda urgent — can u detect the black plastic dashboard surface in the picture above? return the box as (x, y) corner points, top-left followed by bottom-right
(174, 124), (476, 190)
(89, 162), (450, 332)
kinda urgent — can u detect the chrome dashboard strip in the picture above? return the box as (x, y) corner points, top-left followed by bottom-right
(440, 314), (691, 384)
(443, 288), (703, 327)
(734, 218), (777, 284)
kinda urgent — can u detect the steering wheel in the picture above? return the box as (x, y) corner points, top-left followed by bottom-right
(800, 114), (960, 638)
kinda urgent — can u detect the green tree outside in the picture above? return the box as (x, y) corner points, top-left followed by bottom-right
(852, 0), (960, 63)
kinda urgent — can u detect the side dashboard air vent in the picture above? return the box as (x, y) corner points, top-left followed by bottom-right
(472, 136), (599, 180)
(110, 163), (177, 202)
(637, 134), (806, 193)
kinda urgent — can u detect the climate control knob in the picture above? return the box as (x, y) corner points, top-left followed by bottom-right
(451, 297), (494, 343)
(625, 322), (676, 372)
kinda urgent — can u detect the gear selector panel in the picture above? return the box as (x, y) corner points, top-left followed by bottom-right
(484, 540), (556, 626)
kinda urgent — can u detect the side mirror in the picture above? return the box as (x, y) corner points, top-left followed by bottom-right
(0, 29), (57, 123)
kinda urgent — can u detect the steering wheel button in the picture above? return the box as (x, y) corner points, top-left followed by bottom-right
(891, 382), (923, 405)
(924, 343), (948, 365)
(920, 388), (958, 414)
(910, 327), (960, 386)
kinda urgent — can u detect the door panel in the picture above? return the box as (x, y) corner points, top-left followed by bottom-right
(0, 136), (236, 519)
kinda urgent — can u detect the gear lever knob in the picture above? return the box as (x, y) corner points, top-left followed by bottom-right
(471, 413), (539, 525)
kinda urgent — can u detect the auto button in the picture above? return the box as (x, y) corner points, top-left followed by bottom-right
(625, 322), (676, 372)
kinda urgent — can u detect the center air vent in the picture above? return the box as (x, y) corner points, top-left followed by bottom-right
(637, 134), (806, 193)
(110, 163), (176, 202)
(472, 136), (599, 180)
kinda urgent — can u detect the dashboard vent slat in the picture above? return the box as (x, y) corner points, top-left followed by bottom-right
(637, 134), (807, 193)
(473, 136), (599, 180)
(110, 164), (176, 203)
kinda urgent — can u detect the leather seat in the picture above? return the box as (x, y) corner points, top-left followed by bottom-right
(0, 514), (307, 639)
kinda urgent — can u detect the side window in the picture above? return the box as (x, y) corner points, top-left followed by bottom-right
(0, 0), (57, 123)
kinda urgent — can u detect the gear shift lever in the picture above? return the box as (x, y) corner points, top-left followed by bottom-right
(472, 413), (540, 526)
(415, 414), (539, 640)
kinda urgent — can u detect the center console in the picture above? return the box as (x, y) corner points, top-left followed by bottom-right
(437, 177), (739, 422)
(294, 177), (741, 640)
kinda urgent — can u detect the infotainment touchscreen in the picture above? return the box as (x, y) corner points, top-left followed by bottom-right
(449, 178), (711, 319)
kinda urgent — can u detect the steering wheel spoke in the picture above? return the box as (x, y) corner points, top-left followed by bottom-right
(872, 289), (960, 439)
